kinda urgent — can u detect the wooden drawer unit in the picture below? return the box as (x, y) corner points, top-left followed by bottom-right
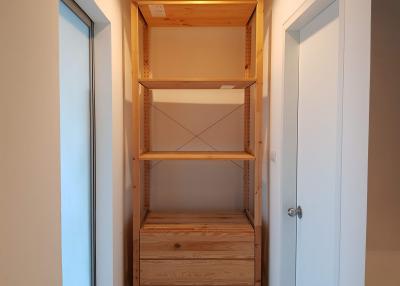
(140, 259), (254, 286)
(140, 212), (254, 260)
(140, 212), (255, 285)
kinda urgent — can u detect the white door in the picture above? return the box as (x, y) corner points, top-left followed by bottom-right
(293, 1), (341, 285)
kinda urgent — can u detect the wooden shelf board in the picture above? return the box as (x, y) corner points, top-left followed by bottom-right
(138, 78), (256, 89)
(137, 1), (257, 27)
(141, 211), (254, 233)
(139, 151), (255, 160)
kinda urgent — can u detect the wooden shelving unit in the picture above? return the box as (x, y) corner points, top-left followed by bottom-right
(131, 0), (263, 285)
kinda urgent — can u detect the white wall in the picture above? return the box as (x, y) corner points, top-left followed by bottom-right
(147, 27), (247, 212)
(267, 0), (371, 285)
(0, 1), (62, 285)
(0, 0), (129, 285)
(365, 1), (400, 285)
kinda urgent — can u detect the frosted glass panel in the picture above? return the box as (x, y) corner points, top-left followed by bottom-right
(59, 2), (92, 286)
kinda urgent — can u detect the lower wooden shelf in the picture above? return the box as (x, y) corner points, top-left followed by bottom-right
(140, 212), (255, 286)
(139, 151), (255, 161)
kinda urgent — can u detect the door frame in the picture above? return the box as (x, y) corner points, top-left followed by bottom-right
(281, 0), (344, 284)
(59, 0), (96, 285)
(276, 0), (371, 285)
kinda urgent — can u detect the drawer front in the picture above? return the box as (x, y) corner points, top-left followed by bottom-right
(140, 231), (254, 259)
(140, 259), (254, 286)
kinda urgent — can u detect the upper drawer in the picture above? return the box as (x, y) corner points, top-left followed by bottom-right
(140, 230), (254, 259)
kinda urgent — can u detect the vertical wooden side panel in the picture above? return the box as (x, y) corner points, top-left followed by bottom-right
(143, 88), (152, 209)
(245, 23), (252, 78)
(254, 1), (264, 285)
(131, 3), (141, 285)
(243, 160), (250, 210)
(142, 24), (150, 78)
(143, 161), (150, 210)
(243, 87), (251, 211)
(143, 23), (151, 213)
(143, 89), (151, 210)
(243, 21), (252, 211)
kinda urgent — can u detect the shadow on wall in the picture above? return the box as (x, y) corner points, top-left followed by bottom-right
(262, 0), (273, 285)
(121, 0), (133, 284)
(365, 0), (400, 285)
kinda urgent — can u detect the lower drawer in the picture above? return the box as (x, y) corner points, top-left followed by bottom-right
(140, 259), (254, 286)
(140, 231), (254, 259)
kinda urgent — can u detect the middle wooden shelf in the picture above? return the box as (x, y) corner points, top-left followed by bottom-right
(139, 151), (255, 160)
(138, 78), (256, 89)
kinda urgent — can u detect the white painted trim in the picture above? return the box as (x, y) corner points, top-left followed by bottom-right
(71, 1), (116, 286)
(279, 28), (299, 286)
(338, 0), (371, 285)
(92, 22), (114, 286)
(336, 0), (346, 283)
(281, 1), (344, 285)
(283, 0), (336, 31)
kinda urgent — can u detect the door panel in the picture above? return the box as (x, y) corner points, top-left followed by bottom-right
(296, 1), (340, 286)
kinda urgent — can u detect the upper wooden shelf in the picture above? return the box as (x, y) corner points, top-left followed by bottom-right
(136, 1), (257, 27)
(138, 78), (256, 89)
(139, 151), (255, 160)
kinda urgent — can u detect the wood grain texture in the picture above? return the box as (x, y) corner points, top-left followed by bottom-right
(137, 1), (257, 27)
(140, 231), (254, 259)
(143, 16), (152, 213)
(245, 208), (254, 227)
(139, 151), (255, 160)
(138, 78), (256, 89)
(243, 21), (252, 212)
(245, 23), (252, 78)
(142, 212), (254, 232)
(143, 89), (151, 211)
(140, 259), (254, 285)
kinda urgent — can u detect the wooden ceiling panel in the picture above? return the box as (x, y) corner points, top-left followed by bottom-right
(137, 1), (257, 27)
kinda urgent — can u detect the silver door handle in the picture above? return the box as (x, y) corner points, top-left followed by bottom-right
(288, 206), (303, 219)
